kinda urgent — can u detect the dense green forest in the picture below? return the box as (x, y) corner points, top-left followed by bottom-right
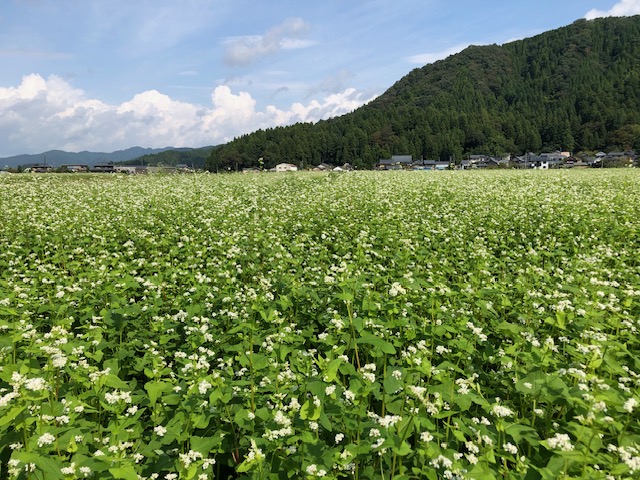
(121, 146), (214, 169)
(207, 15), (640, 171)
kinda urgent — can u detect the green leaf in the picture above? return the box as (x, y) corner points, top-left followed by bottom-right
(190, 435), (221, 455)
(0, 406), (24, 427)
(323, 359), (341, 383)
(234, 409), (253, 429)
(467, 461), (498, 480)
(383, 371), (403, 394)
(104, 374), (130, 390)
(319, 411), (333, 431)
(505, 423), (540, 446)
(357, 332), (396, 354)
(236, 461), (253, 473)
(109, 465), (140, 480)
(336, 292), (353, 302)
(515, 370), (546, 396)
(300, 400), (311, 420)
(300, 400), (320, 421)
(145, 380), (171, 404)
(15, 452), (64, 480)
(251, 353), (270, 371)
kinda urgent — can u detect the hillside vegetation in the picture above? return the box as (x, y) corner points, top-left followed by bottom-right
(121, 146), (215, 169)
(208, 16), (640, 170)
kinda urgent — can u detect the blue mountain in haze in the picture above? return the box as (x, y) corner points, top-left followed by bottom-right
(0, 147), (180, 169)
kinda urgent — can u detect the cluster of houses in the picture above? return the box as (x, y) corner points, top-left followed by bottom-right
(377, 151), (638, 170)
(24, 162), (195, 174)
(242, 162), (355, 173)
(17, 151), (638, 174)
(377, 156), (450, 170)
(242, 162), (302, 173)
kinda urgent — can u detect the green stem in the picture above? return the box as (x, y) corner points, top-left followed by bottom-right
(382, 358), (387, 417)
(391, 416), (414, 479)
(347, 301), (361, 370)
(249, 320), (256, 412)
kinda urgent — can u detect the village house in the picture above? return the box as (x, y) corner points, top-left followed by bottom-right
(60, 164), (89, 173)
(512, 152), (563, 169)
(28, 164), (54, 173)
(91, 162), (116, 173)
(313, 163), (333, 171)
(460, 155), (509, 169)
(599, 151), (636, 167)
(377, 155), (413, 170)
(274, 163), (298, 172)
(563, 158), (591, 168)
(420, 160), (450, 170)
(114, 165), (148, 174)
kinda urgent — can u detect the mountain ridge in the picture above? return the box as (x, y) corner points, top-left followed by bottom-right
(207, 15), (640, 170)
(1, 147), (183, 169)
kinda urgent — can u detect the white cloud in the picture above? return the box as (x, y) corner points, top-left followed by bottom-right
(0, 74), (376, 156)
(224, 17), (313, 66)
(585, 0), (640, 19)
(288, 88), (374, 121)
(406, 44), (468, 65)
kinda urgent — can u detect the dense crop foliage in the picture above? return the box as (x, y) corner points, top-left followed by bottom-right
(1, 171), (639, 479)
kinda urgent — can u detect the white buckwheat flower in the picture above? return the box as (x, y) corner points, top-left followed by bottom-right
(343, 390), (355, 403)
(491, 404), (514, 418)
(389, 282), (406, 297)
(624, 398), (638, 413)
(503, 443), (518, 455)
(198, 380), (212, 395)
(60, 463), (76, 475)
(37, 433), (56, 447)
(24, 377), (48, 392)
(546, 433), (574, 452)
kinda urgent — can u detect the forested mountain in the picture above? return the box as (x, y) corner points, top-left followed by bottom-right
(119, 146), (215, 169)
(1, 147), (176, 169)
(208, 15), (640, 170)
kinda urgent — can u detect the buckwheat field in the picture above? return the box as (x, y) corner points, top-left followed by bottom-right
(1, 170), (639, 479)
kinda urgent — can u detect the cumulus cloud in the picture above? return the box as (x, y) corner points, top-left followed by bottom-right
(0, 74), (375, 156)
(585, 0), (640, 19)
(224, 17), (313, 66)
(406, 44), (468, 65)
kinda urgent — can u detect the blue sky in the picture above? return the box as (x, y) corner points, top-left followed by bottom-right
(1, 0), (639, 157)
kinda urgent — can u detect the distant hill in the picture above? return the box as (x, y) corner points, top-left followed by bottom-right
(120, 146), (215, 169)
(208, 15), (640, 170)
(0, 147), (178, 169)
